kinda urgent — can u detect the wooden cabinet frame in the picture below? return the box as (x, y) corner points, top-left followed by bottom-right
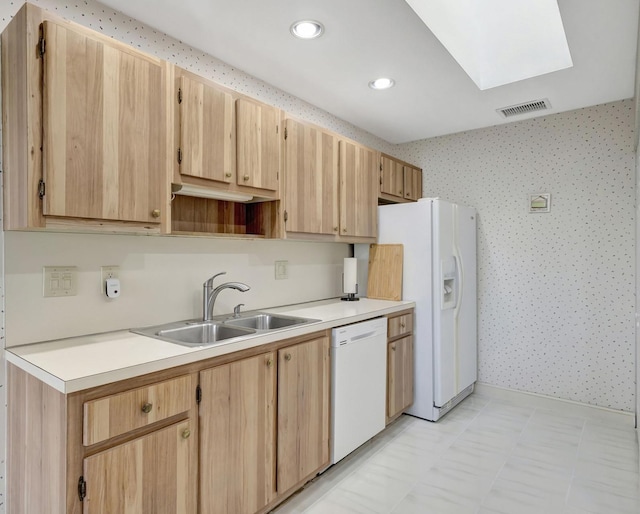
(386, 309), (415, 424)
(283, 116), (379, 243)
(7, 329), (331, 514)
(379, 153), (423, 205)
(2, 4), (171, 234)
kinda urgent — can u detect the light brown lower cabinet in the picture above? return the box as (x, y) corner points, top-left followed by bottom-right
(199, 352), (277, 514)
(83, 420), (196, 514)
(387, 336), (414, 422)
(386, 309), (415, 424)
(277, 336), (331, 494)
(7, 330), (330, 514)
(199, 334), (330, 514)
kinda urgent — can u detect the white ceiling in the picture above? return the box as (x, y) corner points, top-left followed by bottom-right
(98, 0), (639, 144)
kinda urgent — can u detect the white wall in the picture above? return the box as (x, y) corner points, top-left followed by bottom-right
(3, 232), (348, 346)
(397, 100), (636, 412)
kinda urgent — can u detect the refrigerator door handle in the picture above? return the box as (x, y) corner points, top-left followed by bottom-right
(453, 254), (463, 313)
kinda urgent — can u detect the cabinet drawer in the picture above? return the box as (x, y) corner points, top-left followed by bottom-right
(388, 312), (413, 339)
(83, 375), (192, 446)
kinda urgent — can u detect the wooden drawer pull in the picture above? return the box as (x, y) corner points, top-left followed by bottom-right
(284, 353), (292, 362)
(266, 358), (273, 368)
(225, 172), (232, 178)
(400, 322), (406, 328)
(391, 344), (396, 351)
(141, 402), (153, 414)
(151, 209), (161, 218)
(182, 428), (191, 439)
(243, 175), (250, 181)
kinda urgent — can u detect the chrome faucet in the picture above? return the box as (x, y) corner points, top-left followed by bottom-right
(202, 272), (250, 321)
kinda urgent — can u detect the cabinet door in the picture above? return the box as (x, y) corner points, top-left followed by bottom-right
(200, 353), (277, 514)
(403, 166), (422, 201)
(42, 21), (164, 224)
(83, 420), (196, 514)
(339, 141), (378, 238)
(277, 336), (330, 493)
(179, 75), (234, 184)
(284, 119), (339, 235)
(236, 98), (279, 191)
(387, 336), (414, 421)
(380, 155), (404, 197)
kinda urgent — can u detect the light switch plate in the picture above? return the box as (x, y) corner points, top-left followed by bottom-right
(43, 266), (78, 297)
(275, 260), (289, 280)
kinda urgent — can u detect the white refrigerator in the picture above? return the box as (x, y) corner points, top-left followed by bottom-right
(376, 198), (477, 421)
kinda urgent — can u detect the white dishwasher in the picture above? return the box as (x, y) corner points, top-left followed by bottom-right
(331, 317), (388, 464)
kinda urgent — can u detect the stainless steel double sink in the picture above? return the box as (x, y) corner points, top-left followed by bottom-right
(131, 312), (321, 348)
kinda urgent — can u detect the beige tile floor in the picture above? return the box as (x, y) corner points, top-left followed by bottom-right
(273, 386), (640, 514)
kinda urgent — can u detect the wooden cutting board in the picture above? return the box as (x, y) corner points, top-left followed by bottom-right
(367, 244), (403, 300)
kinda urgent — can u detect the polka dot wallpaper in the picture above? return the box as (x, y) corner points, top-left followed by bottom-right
(396, 100), (636, 412)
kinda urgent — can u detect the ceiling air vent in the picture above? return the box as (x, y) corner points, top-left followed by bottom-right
(496, 98), (551, 118)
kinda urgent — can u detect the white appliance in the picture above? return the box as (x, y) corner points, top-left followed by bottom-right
(331, 317), (387, 464)
(378, 198), (477, 421)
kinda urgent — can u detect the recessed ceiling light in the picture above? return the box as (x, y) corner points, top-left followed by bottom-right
(290, 20), (324, 40)
(369, 78), (395, 90)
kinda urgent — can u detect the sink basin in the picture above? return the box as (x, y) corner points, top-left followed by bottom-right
(224, 313), (319, 330)
(132, 311), (320, 347)
(134, 322), (255, 347)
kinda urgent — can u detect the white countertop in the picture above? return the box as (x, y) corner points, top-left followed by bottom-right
(6, 298), (414, 394)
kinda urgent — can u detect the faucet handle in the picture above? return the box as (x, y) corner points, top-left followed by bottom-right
(233, 303), (245, 317)
(204, 271), (226, 287)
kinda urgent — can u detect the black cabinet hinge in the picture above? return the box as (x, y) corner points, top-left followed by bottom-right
(78, 476), (86, 502)
(284, 127), (288, 140)
(283, 210), (288, 223)
(38, 25), (46, 56)
(196, 385), (202, 404)
(177, 148), (182, 164)
(178, 87), (182, 104)
(38, 179), (45, 199)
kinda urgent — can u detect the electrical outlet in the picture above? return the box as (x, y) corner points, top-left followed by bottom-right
(275, 260), (289, 280)
(101, 266), (120, 289)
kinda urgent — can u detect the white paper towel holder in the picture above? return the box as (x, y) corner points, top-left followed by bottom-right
(341, 257), (360, 301)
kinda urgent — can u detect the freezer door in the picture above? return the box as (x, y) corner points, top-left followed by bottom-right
(432, 200), (477, 407)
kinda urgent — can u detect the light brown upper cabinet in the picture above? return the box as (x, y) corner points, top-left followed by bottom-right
(404, 165), (423, 201)
(380, 154), (404, 197)
(339, 140), (378, 239)
(176, 72), (281, 197)
(379, 153), (423, 204)
(172, 71), (281, 238)
(1, 4), (168, 233)
(283, 118), (340, 236)
(236, 98), (280, 191)
(283, 118), (378, 242)
(42, 21), (165, 224)
(178, 74), (235, 184)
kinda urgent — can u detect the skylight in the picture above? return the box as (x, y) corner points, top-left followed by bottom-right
(405, 0), (573, 90)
